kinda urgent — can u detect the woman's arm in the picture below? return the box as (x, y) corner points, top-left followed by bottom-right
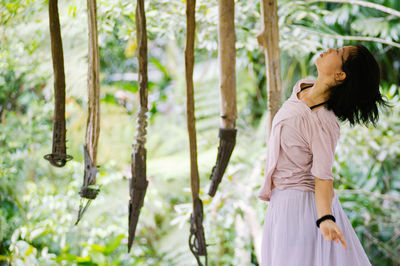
(314, 176), (348, 249)
(314, 177), (334, 218)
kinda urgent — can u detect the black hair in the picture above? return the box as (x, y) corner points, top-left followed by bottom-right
(325, 44), (392, 127)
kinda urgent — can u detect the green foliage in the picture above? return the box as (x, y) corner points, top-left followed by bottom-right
(0, 28), (49, 119)
(0, 0), (46, 26)
(277, 0), (400, 85)
(0, 100), (52, 258)
(333, 83), (400, 264)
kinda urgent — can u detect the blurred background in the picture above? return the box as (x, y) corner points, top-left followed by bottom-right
(0, 0), (399, 265)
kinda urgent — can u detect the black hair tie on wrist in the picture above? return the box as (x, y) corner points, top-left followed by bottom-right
(316, 214), (336, 228)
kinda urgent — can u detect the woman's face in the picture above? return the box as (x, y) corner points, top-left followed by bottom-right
(315, 45), (357, 81)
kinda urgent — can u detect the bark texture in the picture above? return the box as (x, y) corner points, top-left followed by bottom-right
(257, 0), (282, 139)
(45, 0), (72, 167)
(218, 0), (237, 129)
(185, 0), (200, 201)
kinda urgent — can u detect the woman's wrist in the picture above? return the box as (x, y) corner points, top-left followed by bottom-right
(318, 212), (333, 219)
(316, 214), (336, 228)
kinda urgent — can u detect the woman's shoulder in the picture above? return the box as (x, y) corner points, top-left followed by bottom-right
(287, 106), (340, 136)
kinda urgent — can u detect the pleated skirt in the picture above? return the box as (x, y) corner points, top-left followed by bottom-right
(261, 187), (372, 266)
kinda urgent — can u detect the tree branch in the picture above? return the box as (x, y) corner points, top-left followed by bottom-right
(335, 189), (400, 203)
(362, 230), (400, 262)
(289, 25), (400, 49)
(306, 0), (400, 18)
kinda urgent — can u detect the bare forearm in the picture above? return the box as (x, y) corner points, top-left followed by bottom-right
(314, 177), (334, 219)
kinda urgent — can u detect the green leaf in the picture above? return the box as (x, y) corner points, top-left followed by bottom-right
(89, 244), (106, 253)
(104, 234), (125, 255)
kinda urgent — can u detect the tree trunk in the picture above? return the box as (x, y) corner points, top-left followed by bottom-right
(218, 0), (237, 129)
(257, 0), (282, 139)
(207, 0), (238, 197)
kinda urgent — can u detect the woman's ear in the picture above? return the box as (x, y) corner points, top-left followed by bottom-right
(334, 71), (346, 82)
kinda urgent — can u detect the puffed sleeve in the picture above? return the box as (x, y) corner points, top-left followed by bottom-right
(310, 118), (340, 180)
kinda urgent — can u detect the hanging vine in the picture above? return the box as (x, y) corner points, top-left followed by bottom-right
(185, 0), (208, 265)
(44, 0), (73, 167)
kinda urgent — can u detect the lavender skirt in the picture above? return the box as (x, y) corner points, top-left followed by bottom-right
(261, 188), (371, 266)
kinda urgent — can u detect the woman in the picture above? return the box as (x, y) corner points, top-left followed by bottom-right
(258, 44), (391, 266)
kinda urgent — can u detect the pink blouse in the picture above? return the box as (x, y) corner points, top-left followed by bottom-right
(258, 78), (340, 202)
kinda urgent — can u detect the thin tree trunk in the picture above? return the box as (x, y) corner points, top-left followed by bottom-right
(242, 204), (263, 264)
(207, 0), (238, 197)
(49, 0), (65, 135)
(218, 0), (237, 129)
(257, 0), (282, 139)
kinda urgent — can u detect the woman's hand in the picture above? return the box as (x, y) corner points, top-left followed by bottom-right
(319, 219), (348, 249)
